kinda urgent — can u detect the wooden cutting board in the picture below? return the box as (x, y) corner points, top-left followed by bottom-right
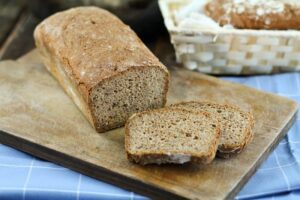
(0, 50), (297, 200)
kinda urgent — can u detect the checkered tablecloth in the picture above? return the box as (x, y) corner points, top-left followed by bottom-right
(0, 72), (299, 200)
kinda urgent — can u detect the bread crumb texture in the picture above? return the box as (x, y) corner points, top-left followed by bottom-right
(125, 108), (220, 165)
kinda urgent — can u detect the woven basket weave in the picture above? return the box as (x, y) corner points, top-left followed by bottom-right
(159, 0), (300, 74)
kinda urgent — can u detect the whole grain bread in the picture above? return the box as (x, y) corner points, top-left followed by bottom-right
(171, 101), (254, 158)
(34, 7), (169, 133)
(125, 108), (220, 165)
(205, 0), (300, 30)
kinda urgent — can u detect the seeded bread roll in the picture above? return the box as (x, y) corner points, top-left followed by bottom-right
(34, 7), (169, 133)
(125, 108), (220, 165)
(205, 0), (300, 30)
(171, 101), (254, 158)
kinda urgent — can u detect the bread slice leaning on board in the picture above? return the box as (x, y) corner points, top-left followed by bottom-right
(34, 6), (170, 133)
(125, 107), (221, 165)
(171, 101), (254, 158)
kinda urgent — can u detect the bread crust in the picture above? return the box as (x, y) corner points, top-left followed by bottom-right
(205, 0), (300, 30)
(125, 108), (221, 165)
(34, 7), (169, 132)
(171, 101), (255, 158)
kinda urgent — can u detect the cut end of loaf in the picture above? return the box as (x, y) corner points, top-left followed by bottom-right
(90, 67), (169, 133)
(125, 108), (220, 165)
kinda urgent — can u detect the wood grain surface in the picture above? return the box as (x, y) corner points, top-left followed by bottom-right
(0, 50), (298, 200)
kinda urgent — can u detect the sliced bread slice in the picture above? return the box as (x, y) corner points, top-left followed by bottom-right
(125, 108), (220, 165)
(171, 101), (254, 158)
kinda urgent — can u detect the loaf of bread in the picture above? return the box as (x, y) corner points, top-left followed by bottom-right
(171, 101), (254, 158)
(205, 0), (300, 30)
(34, 7), (170, 133)
(125, 108), (220, 165)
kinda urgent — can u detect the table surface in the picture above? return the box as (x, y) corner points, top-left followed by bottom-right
(0, 1), (300, 200)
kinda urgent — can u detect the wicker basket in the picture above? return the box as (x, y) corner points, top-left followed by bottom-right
(159, 0), (300, 74)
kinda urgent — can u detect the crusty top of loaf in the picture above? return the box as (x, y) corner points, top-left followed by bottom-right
(34, 7), (168, 94)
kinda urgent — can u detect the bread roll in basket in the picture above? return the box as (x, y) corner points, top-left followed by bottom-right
(159, 0), (300, 74)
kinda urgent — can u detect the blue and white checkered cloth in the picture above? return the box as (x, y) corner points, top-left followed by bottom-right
(0, 72), (299, 200)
